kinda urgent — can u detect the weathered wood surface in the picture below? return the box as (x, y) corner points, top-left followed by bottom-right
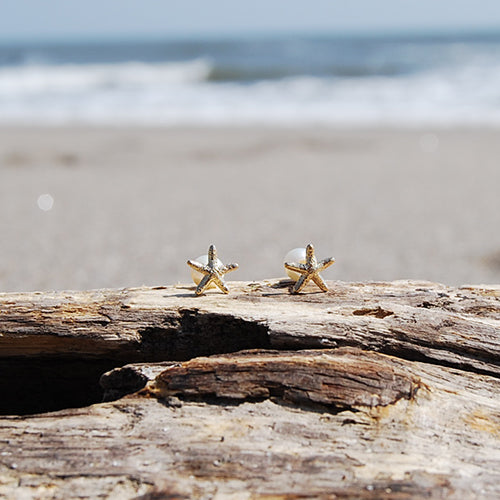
(148, 349), (422, 408)
(1, 279), (500, 374)
(0, 279), (500, 499)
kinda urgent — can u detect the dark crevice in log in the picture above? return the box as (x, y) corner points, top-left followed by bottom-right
(100, 362), (175, 402)
(0, 312), (271, 415)
(5, 328), (491, 417)
(0, 332), (495, 416)
(138, 309), (271, 361)
(0, 358), (124, 416)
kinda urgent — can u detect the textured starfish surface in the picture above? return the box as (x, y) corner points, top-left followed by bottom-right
(187, 245), (239, 295)
(284, 244), (335, 294)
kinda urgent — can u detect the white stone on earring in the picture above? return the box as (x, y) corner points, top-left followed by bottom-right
(190, 254), (224, 287)
(283, 248), (307, 281)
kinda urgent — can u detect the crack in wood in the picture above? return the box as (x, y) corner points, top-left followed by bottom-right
(352, 306), (395, 318)
(138, 309), (271, 361)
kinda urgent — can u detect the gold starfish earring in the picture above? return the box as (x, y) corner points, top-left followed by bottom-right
(187, 245), (238, 295)
(284, 244), (334, 294)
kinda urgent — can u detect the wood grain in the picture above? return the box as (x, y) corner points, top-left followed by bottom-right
(0, 279), (499, 498)
(148, 348), (422, 409)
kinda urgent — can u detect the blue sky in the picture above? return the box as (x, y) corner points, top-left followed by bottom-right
(2, 0), (500, 41)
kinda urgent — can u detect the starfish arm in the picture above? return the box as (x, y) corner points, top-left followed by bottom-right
(187, 260), (207, 273)
(222, 263), (239, 274)
(312, 273), (329, 292)
(305, 244), (315, 265)
(212, 275), (229, 294)
(284, 262), (307, 274)
(207, 245), (217, 265)
(292, 273), (312, 294)
(317, 257), (335, 273)
(196, 274), (213, 295)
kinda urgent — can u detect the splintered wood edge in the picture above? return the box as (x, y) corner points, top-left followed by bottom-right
(145, 348), (424, 410)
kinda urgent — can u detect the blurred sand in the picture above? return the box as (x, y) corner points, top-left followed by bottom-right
(0, 125), (499, 292)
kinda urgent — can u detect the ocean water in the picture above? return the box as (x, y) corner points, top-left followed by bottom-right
(1, 32), (500, 126)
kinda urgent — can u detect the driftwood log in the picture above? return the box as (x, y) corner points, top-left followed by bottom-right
(0, 279), (499, 498)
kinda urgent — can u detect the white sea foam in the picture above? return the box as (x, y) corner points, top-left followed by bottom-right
(1, 58), (500, 126)
(0, 59), (212, 94)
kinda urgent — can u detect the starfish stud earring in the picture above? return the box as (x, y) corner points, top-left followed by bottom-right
(284, 244), (334, 294)
(187, 245), (238, 295)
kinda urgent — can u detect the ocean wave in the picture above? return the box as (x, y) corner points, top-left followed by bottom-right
(0, 57), (410, 94)
(0, 58), (213, 95)
(2, 58), (500, 125)
(206, 63), (408, 82)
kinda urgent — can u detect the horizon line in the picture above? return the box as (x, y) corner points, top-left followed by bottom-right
(1, 24), (500, 45)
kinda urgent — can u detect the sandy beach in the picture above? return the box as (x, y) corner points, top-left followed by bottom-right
(0, 125), (499, 292)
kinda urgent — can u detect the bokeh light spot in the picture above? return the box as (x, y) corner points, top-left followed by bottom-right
(37, 194), (54, 211)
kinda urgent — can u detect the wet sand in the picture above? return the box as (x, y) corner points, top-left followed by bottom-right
(0, 125), (499, 291)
